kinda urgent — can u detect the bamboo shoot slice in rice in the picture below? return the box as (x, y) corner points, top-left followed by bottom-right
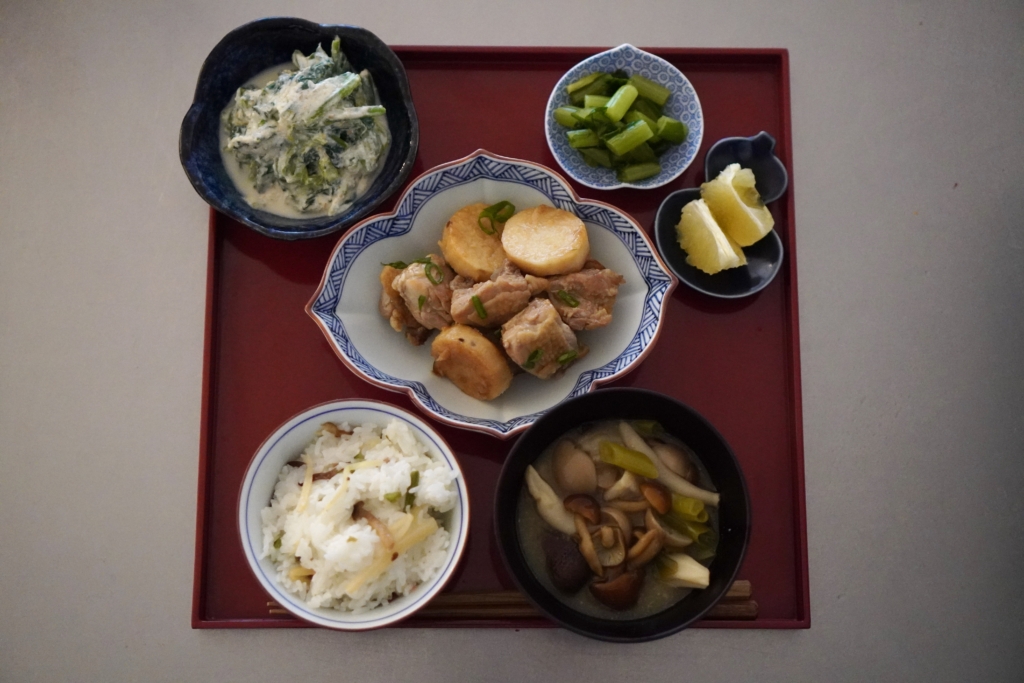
(296, 453), (315, 513)
(344, 508), (440, 595)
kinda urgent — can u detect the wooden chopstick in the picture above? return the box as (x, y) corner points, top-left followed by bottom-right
(725, 579), (752, 600)
(266, 579), (758, 621)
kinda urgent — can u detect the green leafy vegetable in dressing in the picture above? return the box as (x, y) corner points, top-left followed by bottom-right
(221, 37), (390, 217)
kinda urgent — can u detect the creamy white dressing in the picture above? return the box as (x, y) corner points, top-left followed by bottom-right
(220, 65), (308, 218)
(219, 43), (391, 219)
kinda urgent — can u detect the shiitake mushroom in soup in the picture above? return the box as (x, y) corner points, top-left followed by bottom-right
(516, 420), (720, 619)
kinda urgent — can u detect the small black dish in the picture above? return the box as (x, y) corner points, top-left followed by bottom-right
(655, 188), (784, 299)
(654, 131), (787, 299)
(705, 131), (788, 204)
(179, 17), (419, 240)
(493, 388), (751, 643)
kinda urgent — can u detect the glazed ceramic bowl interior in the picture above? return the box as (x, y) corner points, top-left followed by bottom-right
(179, 17), (419, 240)
(494, 388), (750, 642)
(545, 44), (703, 191)
(238, 399), (469, 630)
(306, 150), (677, 439)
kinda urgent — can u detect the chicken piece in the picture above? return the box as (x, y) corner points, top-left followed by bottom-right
(501, 298), (586, 379)
(379, 265), (430, 345)
(525, 275), (549, 296)
(431, 325), (513, 400)
(546, 259), (625, 331)
(391, 254), (455, 331)
(449, 260), (534, 328)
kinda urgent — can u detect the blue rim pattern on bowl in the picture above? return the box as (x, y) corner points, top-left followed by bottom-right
(238, 400), (469, 630)
(545, 44), (704, 190)
(306, 150), (677, 438)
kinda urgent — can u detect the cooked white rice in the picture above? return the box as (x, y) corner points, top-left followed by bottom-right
(260, 418), (459, 613)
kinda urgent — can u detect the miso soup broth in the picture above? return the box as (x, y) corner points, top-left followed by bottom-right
(516, 420), (719, 620)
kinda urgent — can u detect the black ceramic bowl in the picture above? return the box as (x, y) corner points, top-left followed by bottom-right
(179, 18), (419, 240)
(494, 388), (750, 642)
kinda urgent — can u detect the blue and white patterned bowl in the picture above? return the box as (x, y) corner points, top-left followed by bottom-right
(237, 399), (469, 630)
(545, 44), (704, 191)
(306, 150), (677, 439)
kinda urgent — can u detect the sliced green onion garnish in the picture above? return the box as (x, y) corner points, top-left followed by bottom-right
(556, 290), (580, 307)
(477, 217), (496, 235)
(632, 420), (663, 437)
(672, 494), (709, 523)
(273, 536), (282, 549)
(492, 201), (515, 222)
(382, 260), (407, 269)
(424, 261), (443, 285)
(384, 492), (401, 503)
(418, 295), (426, 311)
(687, 543), (717, 562)
(478, 201), (516, 234)
(405, 470), (419, 509)
(599, 440), (659, 478)
(523, 349), (542, 370)
(557, 350), (578, 365)
(471, 295), (487, 320)
(662, 515), (715, 545)
(353, 453), (364, 462)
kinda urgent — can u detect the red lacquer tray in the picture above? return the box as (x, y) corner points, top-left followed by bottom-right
(192, 47), (809, 629)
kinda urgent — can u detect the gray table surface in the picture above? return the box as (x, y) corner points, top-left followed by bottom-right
(2, 0), (1022, 680)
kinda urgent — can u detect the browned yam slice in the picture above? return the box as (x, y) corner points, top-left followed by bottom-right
(501, 205), (589, 277)
(438, 203), (508, 282)
(431, 325), (514, 401)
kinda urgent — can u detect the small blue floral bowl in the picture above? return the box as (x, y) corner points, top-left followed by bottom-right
(545, 44), (704, 191)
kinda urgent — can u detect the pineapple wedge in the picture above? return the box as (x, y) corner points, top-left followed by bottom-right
(701, 163), (775, 247)
(675, 199), (746, 275)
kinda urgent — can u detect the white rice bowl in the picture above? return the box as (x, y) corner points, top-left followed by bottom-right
(238, 400), (469, 630)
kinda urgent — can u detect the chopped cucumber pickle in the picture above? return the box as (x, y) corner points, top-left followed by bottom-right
(553, 107), (581, 128)
(568, 129), (601, 149)
(554, 68), (687, 182)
